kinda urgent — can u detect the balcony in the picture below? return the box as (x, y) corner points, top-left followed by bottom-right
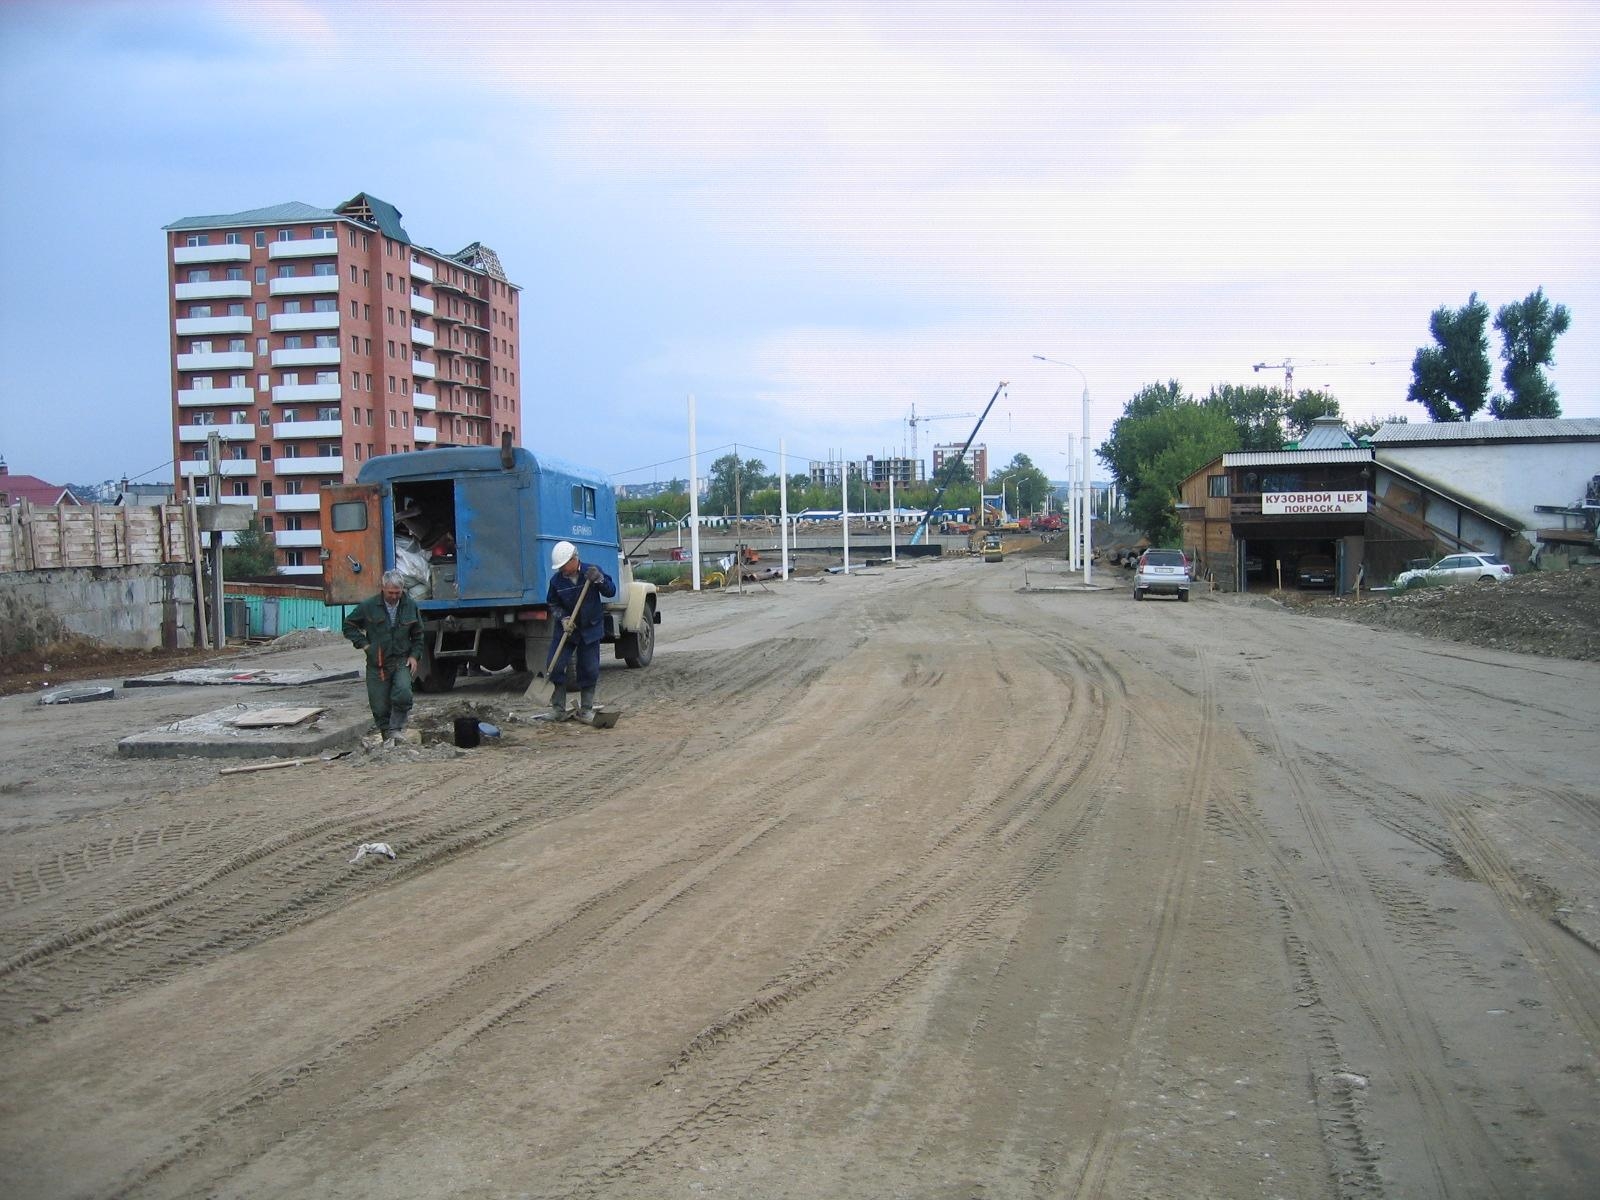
(271, 311), (340, 332)
(411, 358), (436, 379)
(273, 419), (343, 440)
(268, 276), (339, 297)
(274, 455), (344, 475)
(279, 565), (320, 577)
(271, 347), (341, 368)
(414, 425), (438, 444)
(409, 259), (433, 283)
(178, 423), (256, 444)
(410, 325), (434, 347)
(268, 238), (339, 260)
(175, 315), (252, 336)
(409, 292), (433, 315)
(274, 529), (324, 548)
(180, 459), (257, 478)
(177, 386), (253, 408)
(411, 391), (436, 411)
(175, 280), (251, 301)
(273, 382), (342, 403)
(274, 493), (322, 513)
(174, 244), (252, 265)
(177, 351), (253, 371)
(219, 496), (259, 512)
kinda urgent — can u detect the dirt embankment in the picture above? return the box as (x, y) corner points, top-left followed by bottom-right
(1290, 568), (1600, 660)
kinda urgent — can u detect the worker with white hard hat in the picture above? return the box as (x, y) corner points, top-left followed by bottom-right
(544, 540), (616, 722)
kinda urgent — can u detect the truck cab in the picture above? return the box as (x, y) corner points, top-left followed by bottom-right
(321, 442), (659, 690)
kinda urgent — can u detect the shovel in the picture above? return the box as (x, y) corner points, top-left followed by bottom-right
(523, 575), (593, 700)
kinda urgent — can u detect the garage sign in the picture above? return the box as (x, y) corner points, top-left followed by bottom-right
(1263, 490), (1368, 515)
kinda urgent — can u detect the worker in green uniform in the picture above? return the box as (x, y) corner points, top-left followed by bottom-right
(343, 569), (425, 743)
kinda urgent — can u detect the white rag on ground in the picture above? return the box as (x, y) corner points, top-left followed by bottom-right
(349, 842), (397, 864)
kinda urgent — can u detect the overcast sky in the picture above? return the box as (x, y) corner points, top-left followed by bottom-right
(1, 0), (1595, 491)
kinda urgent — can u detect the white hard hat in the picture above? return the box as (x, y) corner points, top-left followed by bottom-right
(550, 540), (577, 571)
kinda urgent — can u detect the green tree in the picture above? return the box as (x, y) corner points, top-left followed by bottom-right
(1202, 384), (1286, 451)
(931, 454), (975, 487)
(1350, 413), (1407, 441)
(1098, 385), (1238, 544)
(704, 454), (773, 514)
(989, 453), (1051, 514)
(1491, 287), (1570, 419)
(223, 519), (277, 577)
(1407, 293), (1492, 421)
(1285, 391), (1343, 439)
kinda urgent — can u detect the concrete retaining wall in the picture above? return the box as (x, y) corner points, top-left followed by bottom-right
(0, 564), (198, 655)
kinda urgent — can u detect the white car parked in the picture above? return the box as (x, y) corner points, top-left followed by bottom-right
(1394, 552), (1513, 587)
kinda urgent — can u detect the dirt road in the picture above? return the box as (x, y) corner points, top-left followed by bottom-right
(1, 556), (1596, 1198)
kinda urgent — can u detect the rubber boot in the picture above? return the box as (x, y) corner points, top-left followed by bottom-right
(550, 685), (569, 722)
(578, 687), (596, 724)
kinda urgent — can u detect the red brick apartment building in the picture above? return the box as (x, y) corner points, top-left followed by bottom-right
(163, 193), (521, 574)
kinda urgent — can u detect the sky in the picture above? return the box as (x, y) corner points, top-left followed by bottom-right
(1, 0), (1596, 493)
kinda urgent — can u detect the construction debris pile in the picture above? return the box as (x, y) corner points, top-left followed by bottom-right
(1297, 568), (1600, 661)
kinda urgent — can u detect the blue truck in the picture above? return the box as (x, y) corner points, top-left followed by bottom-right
(320, 442), (660, 691)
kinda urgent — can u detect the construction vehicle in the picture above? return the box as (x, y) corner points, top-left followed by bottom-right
(1033, 513), (1062, 532)
(320, 438), (660, 691)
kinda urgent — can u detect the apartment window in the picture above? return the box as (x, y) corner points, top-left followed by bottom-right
(185, 234), (208, 246)
(348, 230), (357, 249)
(281, 444), (298, 458)
(363, 338), (371, 355)
(225, 232), (243, 245)
(362, 269), (370, 286)
(315, 371), (338, 385)
(350, 335), (359, 353)
(227, 303), (244, 317)
(364, 376), (372, 393)
(350, 300), (358, 318)
(401, 378), (409, 396)
(262, 515), (274, 533)
(349, 265), (358, 284)
(386, 340), (395, 358)
(278, 230), (293, 242)
(314, 334), (337, 349)
(277, 265), (296, 278)
(190, 340), (212, 354)
(282, 374), (300, 388)
(283, 335), (299, 350)
(229, 374), (247, 389)
(319, 443), (339, 457)
(255, 267), (266, 284)
(313, 298), (337, 312)
(259, 409), (271, 426)
(283, 479), (302, 495)
(388, 377), (396, 394)
(284, 515), (302, 532)
(386, 307), (394, 325)
(280, 299), (300, 315)
(354, 444), (363, 461)
(385, 272), (394, 290)
(255, 231), (266, 248)
(351, 371), (359, 390)
(255, 302), (266, 319)
(193, 411), (215, 426)
(389, 410), (397, 426)
(230, 409), (248, 424)
(313, 225), (334, 239)
(225, 267), (245, 281)
(313, 262), (336, 277)
(189, 305), (212, 318)
(230, 481), (249, 497)
(317, 406), (340, 421)
(261, 481), (273, 497)
(257, 374), (269, 391)
(228, 338), (246, 352)
(363, 304), (370, 321)
(285, 551), (303, 568)
(187, 269), (210, 283)
(401, 411), (409, 427)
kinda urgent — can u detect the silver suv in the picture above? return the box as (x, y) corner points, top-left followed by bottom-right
(1134, 548), (1192, 602)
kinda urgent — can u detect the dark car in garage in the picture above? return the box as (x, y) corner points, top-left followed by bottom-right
(1296, 553), (1335, 589)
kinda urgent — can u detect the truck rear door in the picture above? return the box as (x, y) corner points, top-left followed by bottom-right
(320, 484), (383, 604)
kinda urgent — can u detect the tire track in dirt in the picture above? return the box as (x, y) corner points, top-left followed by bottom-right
(1236, 656), (1517, 1197)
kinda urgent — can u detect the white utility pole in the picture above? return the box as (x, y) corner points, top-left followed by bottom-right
(688, 393), (701, 591)
(1067, 434), (1078, 570)
(888, 468), (897, 564)
(779, 437), (790, 580)
(1033, 355), (1092, 586)
(841, 457), (851, 574)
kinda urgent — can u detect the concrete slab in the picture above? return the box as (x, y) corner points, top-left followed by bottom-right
(122, 667), (359, 688)
(116, 700), (372, 761)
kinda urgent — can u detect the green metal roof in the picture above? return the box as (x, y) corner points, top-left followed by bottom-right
(164, 201), (340, 231)
(335, 193), (411, 243)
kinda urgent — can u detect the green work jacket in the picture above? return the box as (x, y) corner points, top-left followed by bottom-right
(343, 593), (425, 670)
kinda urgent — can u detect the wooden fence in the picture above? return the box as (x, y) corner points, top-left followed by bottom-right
(0, 502), (191, 573)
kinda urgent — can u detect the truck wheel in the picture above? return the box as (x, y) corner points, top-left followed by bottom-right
(417, 655), (459, 693)
(619, 602), (656, 668)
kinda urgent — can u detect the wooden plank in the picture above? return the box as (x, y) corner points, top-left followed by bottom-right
(229, 706), (327, 728)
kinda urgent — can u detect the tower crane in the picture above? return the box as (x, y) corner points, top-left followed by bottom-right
(906, 403), (978, 464)
(1252, 359), (1294, 397)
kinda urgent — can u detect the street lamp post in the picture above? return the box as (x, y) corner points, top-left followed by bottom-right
(1033, 355), (1092, 585)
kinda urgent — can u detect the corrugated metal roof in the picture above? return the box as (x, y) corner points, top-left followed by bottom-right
(1369, 418), (1600, 444)
(1223, 448), (1373, 467)
(164, 201), (339, 231)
